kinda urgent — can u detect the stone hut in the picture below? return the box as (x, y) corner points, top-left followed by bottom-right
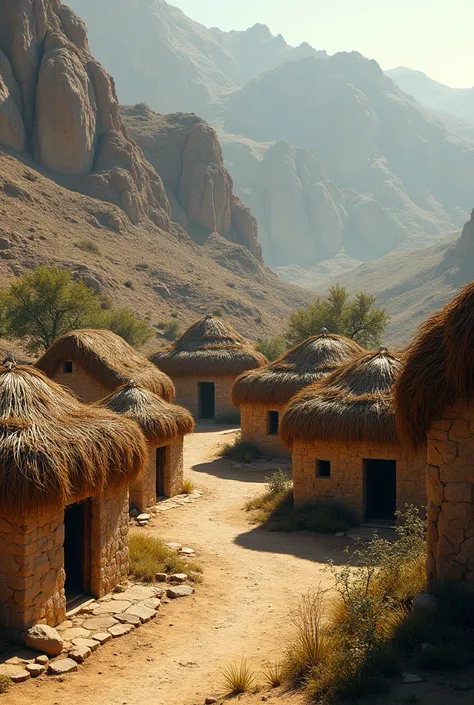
(98, 381), (195, 510)
(395, 281), (474, 589)
(232, 332), (365, 457)
(36, 329), (175, 403)
(280, 348), (426, 523)
(0, 363), (147, 638)
(150, 314), (267, 421)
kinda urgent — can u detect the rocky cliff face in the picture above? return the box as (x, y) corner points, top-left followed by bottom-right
(122, 106), (262, 261)
(0, 0), (171, 229)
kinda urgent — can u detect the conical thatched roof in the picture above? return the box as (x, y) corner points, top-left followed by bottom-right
(0, 364), (147, 516)
(395, 281), (474, 448)
(150, 314), (267, 377)
(280, 348), (402, 448)
(232, 333), (365, 407)
(36, 329), (175, 402)
(97, 381), (195, 446)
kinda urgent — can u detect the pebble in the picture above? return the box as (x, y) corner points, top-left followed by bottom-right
(137, 520), (148, 526)
(47, 659), (78, 676)
(137, 514), (151, 522)
(167, 585), (194, 599)
(402, 673), (423, 684)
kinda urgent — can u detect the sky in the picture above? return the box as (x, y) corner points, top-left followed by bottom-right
(170, 0), (473, 88)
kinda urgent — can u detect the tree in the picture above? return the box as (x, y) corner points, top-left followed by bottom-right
(287, 285), (389, 348)
(0, 266), (154, 353)
(256, 336), (286, 361)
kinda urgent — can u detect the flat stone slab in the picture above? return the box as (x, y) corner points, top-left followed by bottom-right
(169, 573), (188, 584)
(35, 655), (49, 665)
(61, 627), (91, 641)
(180, 547), (195, 555)
(116, 613), (141, 627)
(167, 585), (194, 599)
(137, 513), (151, 521)
(0, 664), (31, 683)
(82, 616), (118, 632)
(165, 542), (182, 551)
(56, 620), (73, 632)
(92, 632), (112, 645)
(92, 600), (132, 616)
(114, 586), (158, 602)
(108, 623), (134, 638)
(47, 658), (78, 676)
(69, 646), (92, 663)
(125, 604), (157, 623)
(71, 638), (100, 652)
(26, 663), (45, 677)
(143, 598), (161, 610)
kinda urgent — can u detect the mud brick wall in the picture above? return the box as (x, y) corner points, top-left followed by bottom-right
(90, 486), (130, 598)
(0, 508), (65, 636)
(52, 361), (111, 402)
(426, 403), (474, 589)
(173, 376), (237, 421)
(130, 439), (184, 509)
(240, 403), (290, 457)
(292, 439), (426, 522)
(164, 439), (184, 498)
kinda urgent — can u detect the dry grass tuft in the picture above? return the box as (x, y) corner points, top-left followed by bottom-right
(181, 478), (195, 494)
(219, 433), (261, 463)
(74, 238), (101, 255)
(221, 658), (256, 694)
(262, 661), (284, 688)
(0, 675), (12, 694)
(129, 533), (202, 582)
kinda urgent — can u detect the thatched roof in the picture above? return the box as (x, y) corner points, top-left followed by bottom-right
(150, 314), (267, 377)
(36, 329), (175, 401)
(280, 348), (402, 448)
(0, 363), (147, 515)
(232, 333), (365, 407)
(395, 281), (474, 447)
(97, 381), (195, 446)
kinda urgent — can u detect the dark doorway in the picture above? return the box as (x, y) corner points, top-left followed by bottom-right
(198, 382), (215, 419)
(156, 446), (166, 497)
(364, 459), (396, 523)
(267, 411), (279, 435)
(64, 499), (92, 602)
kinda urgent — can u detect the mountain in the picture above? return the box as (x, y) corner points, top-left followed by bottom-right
(0, 0), (314, 346)
(387, 67), (474, 123)
(66, 0), (323, 116)
(223, 52), (474, 266)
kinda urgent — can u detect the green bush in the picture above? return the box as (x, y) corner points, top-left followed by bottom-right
(164, 320), (180, 341)
(74, 239), (101, 255)
(256, 336), (286, 361)
(123, 279), (134, 289)
(129, 533), (202, 582)
(219, 434), (261, 463)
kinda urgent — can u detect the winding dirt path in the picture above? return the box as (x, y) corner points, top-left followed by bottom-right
(7, 427), (345, 705)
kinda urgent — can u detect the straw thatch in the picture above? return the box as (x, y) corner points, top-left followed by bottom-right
(395, 281), (474, 447)
(280, 348), (402, 448)
(232, 333), (365, 407)
(36, 329), (175, 401)
(0, 364), (147, 515)
(150, 314), (267, 377)
(97, 381), (195, 446)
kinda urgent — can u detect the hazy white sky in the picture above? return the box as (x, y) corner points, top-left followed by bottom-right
(171, 0), (473, 88)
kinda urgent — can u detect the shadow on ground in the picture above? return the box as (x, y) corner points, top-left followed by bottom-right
(191, 456), (290, 484)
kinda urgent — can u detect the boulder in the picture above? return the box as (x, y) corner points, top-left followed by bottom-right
(25, 625), (64, 656)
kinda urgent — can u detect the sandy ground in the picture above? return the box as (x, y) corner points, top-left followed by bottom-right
(6, 427), (474, 705)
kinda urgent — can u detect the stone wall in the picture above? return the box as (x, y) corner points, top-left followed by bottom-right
(129, 438), (184, 509)
(426, 403), (474, 589)
(0, 507), (65, 636)
(164, 438), (184, 498)
(52, 361), (111, 402)
(173, 376), (237, 421)
(240, 403), (290, 457)
(90, 485), (130, 598)
(292, 439), (426, 522)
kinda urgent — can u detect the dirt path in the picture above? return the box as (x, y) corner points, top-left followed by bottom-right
(7, 427), (346, 705)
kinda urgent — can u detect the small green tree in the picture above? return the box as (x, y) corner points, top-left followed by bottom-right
(287, 285), (389, 348)
(99, 308), (153, 348)
(0, 266), (103, 353)
(257, 336), (286, 361)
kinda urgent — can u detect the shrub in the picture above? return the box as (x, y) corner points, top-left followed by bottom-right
(219, 434), (261, 463)
(266, 469), (291, 496)
(129, 533), (202, 582)
(256, 336), (286, 361)
(170, 311), (179, 318)
(99, 308), (154, 348)
(262, 662), (283, 688)
(135, 263), (150, 271)
(0, 675), (12, 694)
(123, 279), (134, 289)
(74, 239), (101, 255)
(156, 321), (166, 330)
(211, 308), (223, 317)
(181, 479), (195, 494)
(164, 320), (180, 341)
(221, 659), (256, 694)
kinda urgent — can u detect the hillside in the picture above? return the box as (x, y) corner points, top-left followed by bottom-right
(66, 0), (323, 116)
(325, 216), (474, 346)
(387, 67), (474, 123)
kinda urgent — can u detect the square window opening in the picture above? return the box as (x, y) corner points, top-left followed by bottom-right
(63, 361), (73, 374)
(316, 460), (331, 478)
(267, 410), (279, 435)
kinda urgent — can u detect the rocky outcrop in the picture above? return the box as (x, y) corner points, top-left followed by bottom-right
(122, 105), (262, 261)
(0, 0), (171, 228)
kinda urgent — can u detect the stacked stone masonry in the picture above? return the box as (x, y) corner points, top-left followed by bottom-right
(173, 376), (237, 421)
(426, 403), (474, 588)
(292, 439), (426, 522)
(51, 361), (111, 402)
(240, 403), (290, 457)
(129, 439), (184, 510)
(0, 484), (129, 637)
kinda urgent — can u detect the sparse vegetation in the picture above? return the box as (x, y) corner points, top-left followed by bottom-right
(262, 661), (284, 688)
(211, 308), (223, 317)
(181, 478), (195, 494)
(164, 320), (180, 341)
(170, 311), (179, 318)
(221, 658), (256, 694)
(123, 279), (134, 289)
(135, 263), (150, 271)
(74, 238), (101, 255)
(129, 533), (202, 582)
(0, 675), (12, 694)
(287, 284), (389, 347)
(256, 336), (286, 361)
(156, 321), (166, 330)
(100, 308), (154, 348)
(219, 433), (261, 463)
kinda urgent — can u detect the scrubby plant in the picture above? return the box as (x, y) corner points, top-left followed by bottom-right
(262, 661), (284, 688)
(221, 659), (256, 694)
(129, 533), (202, 582)
(256, 336), (286, 361)
(219, 433), (261, 463)
(123, 279), (134, 289)
(0, 675), (12, 694)
(74, 238), (101, 255)
(181, 479), (195, 494)
(164, 320), (180, 341)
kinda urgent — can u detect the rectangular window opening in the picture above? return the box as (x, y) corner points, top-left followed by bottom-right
(316, 460), (331, 478)
(267, 410), (279, 435)
(63, 361), (73, 374)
